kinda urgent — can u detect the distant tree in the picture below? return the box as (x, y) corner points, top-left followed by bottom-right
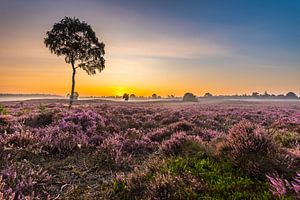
(183, 92), (198, 102)
(286, 92), (298, 98)
(263, 91), (270, 97)
(252, 92), (259, 97)
(123, 93), (129, 101)
(73, 92), (79, 100)
(152, 94), (158, 99)
(130, 94), (136, 99)
(44, 17), (105, 106)
(204, 92), (213, 97)
(67, 92), (79, 100)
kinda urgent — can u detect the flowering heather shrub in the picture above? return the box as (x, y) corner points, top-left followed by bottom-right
(0, 176), (16, 200)
(124, 137), (157, 156)
(58, 109), (106, 135)
(25, 124), (89, 155)
(292, 172), (300, 198)
(160, 132), (202, 156)
(227, 120), (278, 177)
(24, 112), (54, 128)
(267, 172), (300, 198)
(111, 157), (203, 200)
(196, 129), (225, 141)
(160, 111), (181, 125)
(99, 128), (158, 157)
(270, 110), (300, 133)
(0, 161), (51, 199)
(145, 127), (172, 142)
(3, 130), (39, 149)
(266, 174), (287, 197)
(160, 132), (187, 155)
(0, 115), (20, 135)
(96, 134), (132, 169)
(147, 173), (189, 200)
(168, 120), (194, 132)
(0, 100), (299, 199)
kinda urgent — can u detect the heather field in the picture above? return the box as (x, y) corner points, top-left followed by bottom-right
(0, 99), (299, 199)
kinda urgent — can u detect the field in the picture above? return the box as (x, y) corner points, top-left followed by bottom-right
(0, 99), (299, 199)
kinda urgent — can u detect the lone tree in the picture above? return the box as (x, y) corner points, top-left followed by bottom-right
(204, 92), (213, 97)
(152, 93), (158, 99)
(44, 17), (105, 106)
(286, 92), (298, 98)
(183, 92), (198, 102)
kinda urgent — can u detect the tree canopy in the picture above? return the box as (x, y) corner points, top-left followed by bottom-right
(183, 92), (198, 102)
(44, 17), (105, 75)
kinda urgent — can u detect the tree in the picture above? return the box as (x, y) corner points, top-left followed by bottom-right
(263, 91), (270, 97)
(252, 92), (259, 97)
(67, 92), (79, 100)
(44, 17), (105, 106)
(204, 92), (213, 97)
(286, 92), (298, 98)
(183, 92), (198, 102)
(123, 93), (129, 101)
(152, 94), (158, 99)
(130, 94), (136, 99)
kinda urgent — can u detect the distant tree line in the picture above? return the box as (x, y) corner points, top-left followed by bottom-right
(61, 91), (299, 102)
(201, 91), (299, 99)
(0, 93), (61, 97)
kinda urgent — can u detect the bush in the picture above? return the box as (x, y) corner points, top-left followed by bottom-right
(4, 131), (38, 149)
(159, 132), (203, 156)
(0, 161), (51, 199)
(111, 157), (205, 200)
(227, 120), (278, 177)
(183, 93), (198, 102)
(168, 120), (194, 132)
(166, 156), (272, 199)
(95, 134), (132, 169)
(24, 112), (54, 128)
(272, 130), (300, 148)
(0, 115), (16, 135)
(145, 128), (172, 142)
(266, 172), (300, 199)
(0, 105), (8, 115)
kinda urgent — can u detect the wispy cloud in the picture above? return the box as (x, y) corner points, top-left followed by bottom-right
(108, 35), (231, 60)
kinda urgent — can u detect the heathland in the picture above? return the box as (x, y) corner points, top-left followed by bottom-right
(0, 99), (299, 199)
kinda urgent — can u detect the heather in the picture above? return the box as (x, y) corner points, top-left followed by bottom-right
(0, 100), (299, 199)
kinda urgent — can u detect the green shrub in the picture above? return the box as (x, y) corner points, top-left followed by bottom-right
(0, 105), (8, 115)
(165, 156), (273, 199)
(272, 131), (300, 148)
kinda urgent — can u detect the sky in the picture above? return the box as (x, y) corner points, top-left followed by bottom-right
(0, 0), (299, 96)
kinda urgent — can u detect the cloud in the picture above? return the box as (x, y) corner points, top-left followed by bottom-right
(108, 35), (231, 60)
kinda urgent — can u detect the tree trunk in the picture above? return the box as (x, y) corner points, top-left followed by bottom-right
(69, 62), (76, 107)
